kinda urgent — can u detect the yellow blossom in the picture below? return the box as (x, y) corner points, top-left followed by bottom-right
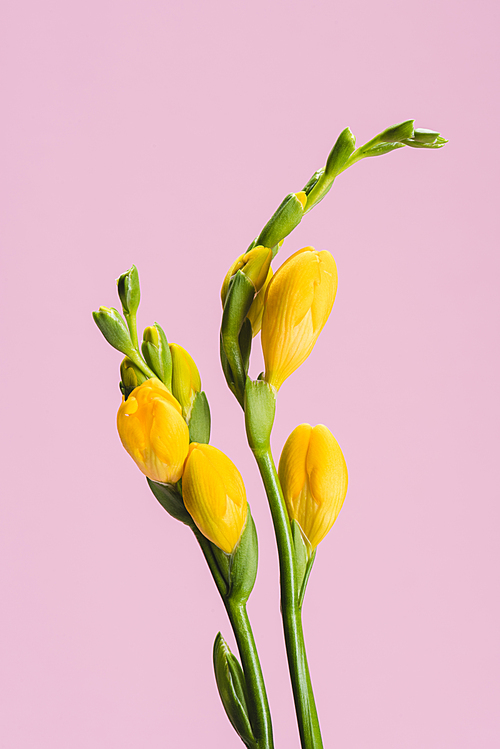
(117, 378), (189, 484)
(246, 266), (273, 336)
(278, 423), (347, 549)
(182, 443), (248, 554)
(221, 246), (272, 306)
(261, 247), (337, 391)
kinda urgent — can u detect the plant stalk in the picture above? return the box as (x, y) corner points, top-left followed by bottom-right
(253, 448), (323, 749)
(194, 530), (274, 749)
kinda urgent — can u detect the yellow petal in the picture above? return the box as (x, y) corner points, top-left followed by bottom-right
(182, 443), (248, 554)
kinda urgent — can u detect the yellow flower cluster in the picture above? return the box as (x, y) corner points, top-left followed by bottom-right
(117, 378), (247, 554)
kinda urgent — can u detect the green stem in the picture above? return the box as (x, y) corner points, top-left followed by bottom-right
(226, 601), (274, 749)
(125, 311), (139, 351)
(253, 448), (323, 749)
(194, 530), (274, 749)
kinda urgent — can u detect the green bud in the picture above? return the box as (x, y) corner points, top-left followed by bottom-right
(116, 265), (140, 317)
(256, 191), (306, 249)
(141, 323), (172, 390)
(220, 271), (256, 406)
(188, 391), (211, 444)
(244, 378), (276, 455)
(228, 509), (258, 605)
(305, 128), (357, 212)
(325, 127), (357, 177)
(372, 119), (415, 146)
(213, 633), (256, 749)
(120, 356), (147, 398)
(92, 306), (135, 357)
(402, 127), (448, 149)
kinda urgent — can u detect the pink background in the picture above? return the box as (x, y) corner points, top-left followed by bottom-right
(2, 1), (499, 747)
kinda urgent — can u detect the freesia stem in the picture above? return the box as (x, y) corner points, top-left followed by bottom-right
(253, 448), (323, 749)
(194, 530), (274, 749)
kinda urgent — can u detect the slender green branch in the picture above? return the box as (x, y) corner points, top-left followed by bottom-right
(194, 530), (274, 749)
(225, 600), (274, 749)
(253, 448), (322, 749)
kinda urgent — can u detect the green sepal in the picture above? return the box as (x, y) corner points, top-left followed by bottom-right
(92, 306), (135, 358)
(213, 633), (256, 749)
(221, 271), (256, 405)
(210, 543), (231, 588)
(304, 127), (356, 213)
(141, 323), (172, 389)
(239, 318), (253, 377)
(228, 509), (258, 605)
(147, 478), (193, 526)
(256, 192), (304, 249)
(244, 378), (276, 455)
(291, 520), (316, 608)
(220, 332), (237, 398)
(188, 390), (211, 444)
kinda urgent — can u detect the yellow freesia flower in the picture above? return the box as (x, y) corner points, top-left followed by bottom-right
(278, 423), (347, 549)
(247, 266), (273, 336)
(182, 443), (248, 554)
(220, 246), (272, 306)
(169, 343), (201, 420)
(261, 247), (337, 391)
(117, 378), (189, 484)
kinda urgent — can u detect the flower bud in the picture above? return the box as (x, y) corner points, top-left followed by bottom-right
(256, 192), (306, 249)
(261, 247), (337, 391)
(304, 128), (356, 213)
(221, 246), (272, 307)
(92, 306), (135, 357)
(402, 127), (448, 149)
(246, 266), (273, 336)
(116, 265), (140, 317)
(169, 343), (201, 420)
(278, 424), (348, 549)
(120, 356), (147, 397)
(142, 323), (172, 389)
(182, 443), (248, 554)
(117, 378), (189, 484)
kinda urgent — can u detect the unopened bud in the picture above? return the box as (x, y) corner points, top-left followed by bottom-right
(117, 265), (140, 317)
(170, 343), (201, 420)
(92, 306), (135, 357)
(221, 246), (272, 307)
(142, 323), (172, 389)
(120, 357), (147, 398)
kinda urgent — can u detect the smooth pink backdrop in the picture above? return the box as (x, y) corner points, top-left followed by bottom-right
(2, 1), (499, 747)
